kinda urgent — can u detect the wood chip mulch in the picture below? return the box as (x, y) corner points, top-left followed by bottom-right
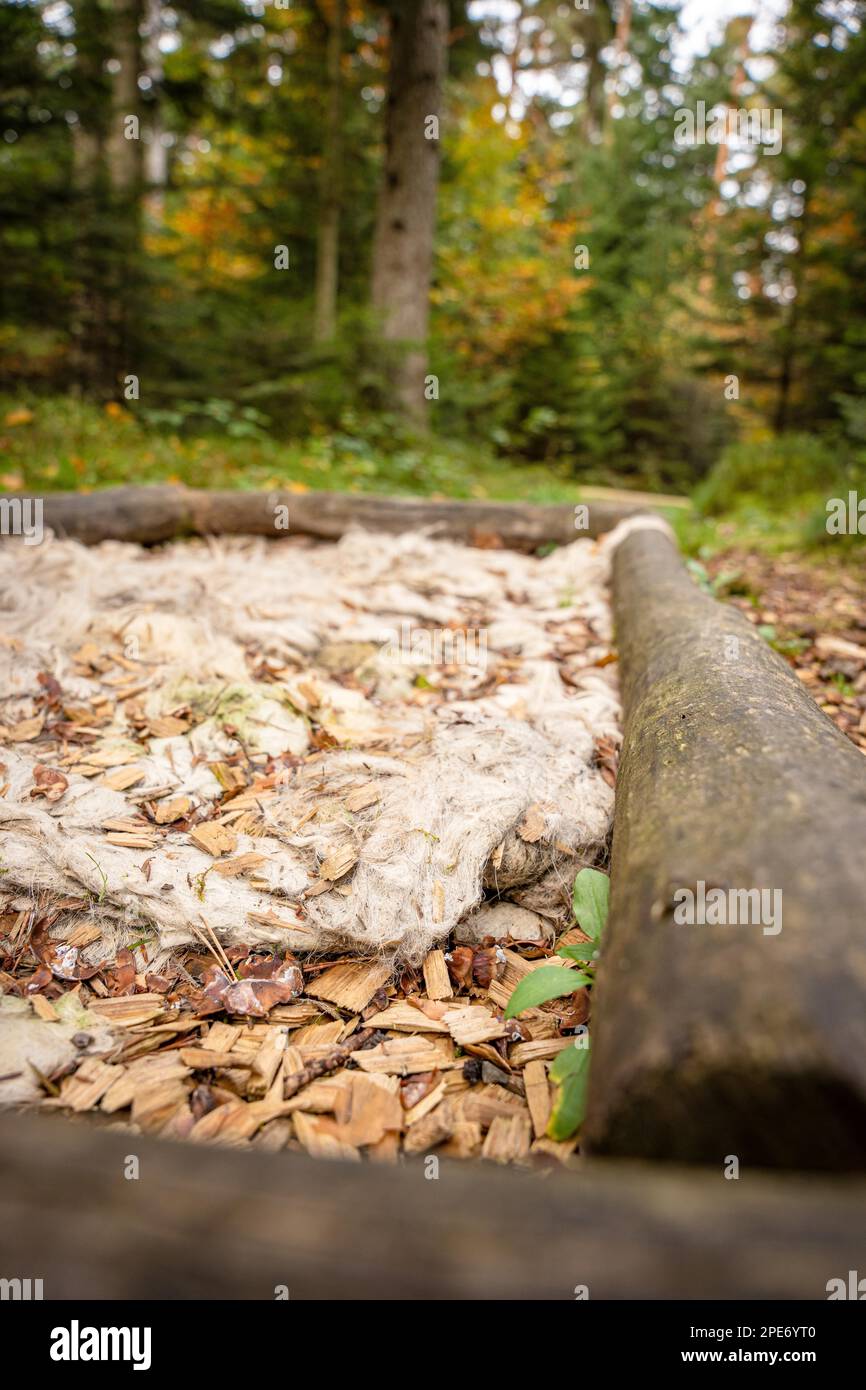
(0, 928), (597, 1170)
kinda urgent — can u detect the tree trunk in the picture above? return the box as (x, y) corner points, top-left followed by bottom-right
(582, 3), (610, 142)
(143, 0), (168, 220)
(313, 0), (344, 344)
(370, 0), (448, 424)
(69, 0), (143, 397)
(106, 0), (144, 197)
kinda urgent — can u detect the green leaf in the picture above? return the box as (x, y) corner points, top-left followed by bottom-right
(557, 942), (599, 963)
(571, 867), (610, 943)
(503, 966), (591, 1020)
(547, 1055), (591, 1141)
(549, 1036), (591, 1082)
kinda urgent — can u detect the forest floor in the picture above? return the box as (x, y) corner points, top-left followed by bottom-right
(706, 546), (866, 754)
(1, 396), (621, 505)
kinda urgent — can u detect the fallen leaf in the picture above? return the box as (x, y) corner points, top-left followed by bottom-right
(29, 766), (68, 802)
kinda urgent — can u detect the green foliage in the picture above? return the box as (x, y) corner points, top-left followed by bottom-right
(570, 866), (610, 942)
(1, 0), (864, 493)
(0, 392), (598, 504)
(547, 1039), (591, 1141)
(502, 867), (610, 1141)
(695, 434), (860, 516)
(503, 965), (592, 1021)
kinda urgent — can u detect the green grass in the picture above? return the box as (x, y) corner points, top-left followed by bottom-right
(672, 504), (815, 559)
(0, 393), (601, 505)
(3, 397), (862, 565)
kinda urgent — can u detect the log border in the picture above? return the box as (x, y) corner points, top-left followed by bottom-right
(583, 524), (866, 1170)
(1, 483), (652, 547)
(0, 1109), (863, 1300)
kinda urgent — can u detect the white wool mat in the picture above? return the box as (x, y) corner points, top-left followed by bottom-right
(0, 522), (625, 964)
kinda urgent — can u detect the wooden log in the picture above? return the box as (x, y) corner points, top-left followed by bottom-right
(584, 525), (866, 1170)
(3, 484), (649, 548)
(0, 1109), (864, 1299)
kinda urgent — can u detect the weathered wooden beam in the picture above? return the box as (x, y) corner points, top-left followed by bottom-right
(0, 1110), (863, 1299)
(2, 484), (649, 547)
(585, 525), (866, 1170)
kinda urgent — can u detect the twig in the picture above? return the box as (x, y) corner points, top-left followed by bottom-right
(283, 1027), (382, 1100)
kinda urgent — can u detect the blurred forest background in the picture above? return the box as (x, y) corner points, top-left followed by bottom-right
(0, 0), (865, 545)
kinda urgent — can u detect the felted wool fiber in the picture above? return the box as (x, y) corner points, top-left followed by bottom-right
(0, 521), (633, 962)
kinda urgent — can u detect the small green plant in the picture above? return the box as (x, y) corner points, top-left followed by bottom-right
(685, 558), (745, 600)
(85, 852), (108, 904)
(504, 866), (610, 1140)
(831, 672), (857, 698)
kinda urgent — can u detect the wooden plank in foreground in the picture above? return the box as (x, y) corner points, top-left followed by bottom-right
(1, 484), (651, 547)
(0, 1110), (864, 1299)
(584, 525), (866, 1170)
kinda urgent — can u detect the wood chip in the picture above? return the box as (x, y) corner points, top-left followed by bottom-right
(403, 1102), (455, 1155)
(31, 995), (59, 1022)
(293, 1111), (361, 1162)
(291, 1018), (346, 1049)
(189, 822), (238, 857)
(88, 994), (164, 1027)
(205, 1022), (243, 1052)
(247, 1028), (288, 1097)
(7, 715), (44, 742)
(148, 715), (190, 738)
(101, 1055), (190, 1114)
(318, 844), (357, 881)
(365, 1000), (451, 1034)
(104, 832), (157, 849)
(305, 960), (392, 1012)
(422, 949), (453, 1001)
(87, 747), (140, 768)
(509, 1036), (574, 1066)
(131, 1077), (191, 1132)
(440, 1120), (483, 1159)
(101, 766), (145, 791)
(355, 1036), (458, 1075)
(178, 1047), (255, 1071)
(481, 1112), (532, 1164)
(153, 796), (192, 824)
(211, 852), (268, 878)
(330, 1073), (403, 1147)
(441, 1004), (505, 1046)
(523, 1059), (552, 1139)
(252, 1119), (293, 1152)
(404, 1079), (447, 1126)
(530, 1135), (579, 1165)
(344, 783), (380, 812)
(456, 1085), (525, 1129)
(517, 803), (546, 843)
(55, 1058), (121, 1112)
(267, 1001), (322, 1028)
